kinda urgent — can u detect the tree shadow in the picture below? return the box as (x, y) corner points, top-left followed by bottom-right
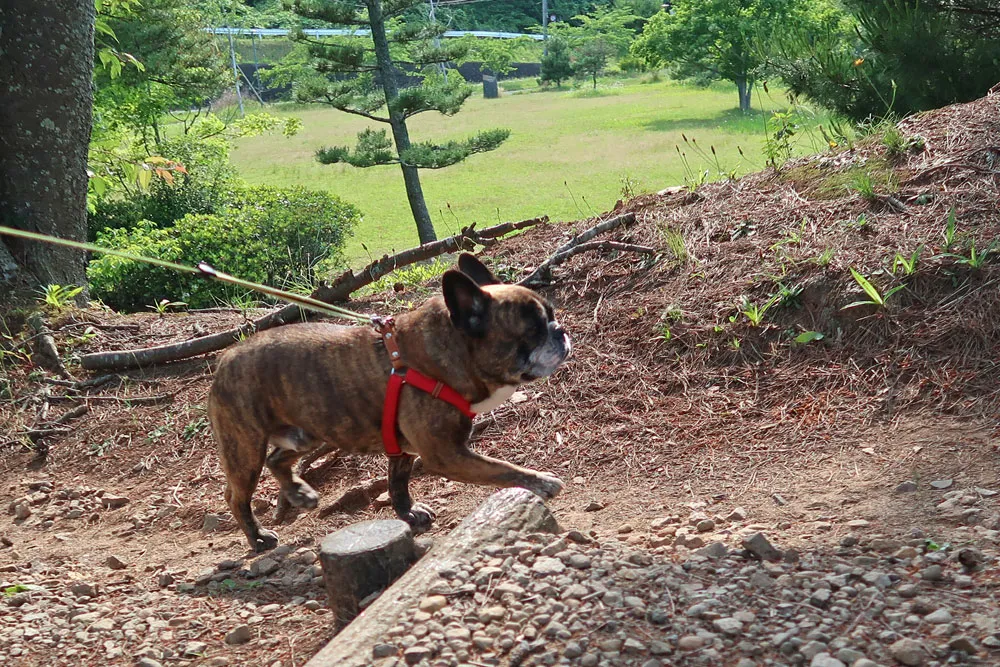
(643, 107), (768, 134)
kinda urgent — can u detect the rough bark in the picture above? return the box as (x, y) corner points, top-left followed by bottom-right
(367, 0), (437, 245)
(736, 75), (752, 113)
(79, 217), (547, 371)
(319, 519), (418, 631)
(305, 488), (559, 667)
(0, 0), (95, 301)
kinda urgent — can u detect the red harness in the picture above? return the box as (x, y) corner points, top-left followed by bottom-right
(376, 318), (476, 457)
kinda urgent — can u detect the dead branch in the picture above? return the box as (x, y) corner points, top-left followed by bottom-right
(519, 213), (641, 287)
(79, 216), (548, 372)
(49, 393), (174, 405)
(28, 313), (72, 379)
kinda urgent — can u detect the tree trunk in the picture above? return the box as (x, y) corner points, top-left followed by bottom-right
(736, 75), (752, 113)
(0, 0), (95, 302)
(366, 0), (438, 246)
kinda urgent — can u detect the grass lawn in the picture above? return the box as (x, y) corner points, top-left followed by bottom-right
(230, 77), (837, 264)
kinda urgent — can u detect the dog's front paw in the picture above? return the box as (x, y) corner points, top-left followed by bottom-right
(253, 529), (279, 553)
(405, 502), (436, 534)
(525, 472), (564, 500)
(283, 482), (319, 510)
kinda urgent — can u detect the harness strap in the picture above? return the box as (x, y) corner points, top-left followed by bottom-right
(381, 368), (476, 457)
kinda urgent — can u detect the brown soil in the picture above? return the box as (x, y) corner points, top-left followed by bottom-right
(3, 91), (1000, 666)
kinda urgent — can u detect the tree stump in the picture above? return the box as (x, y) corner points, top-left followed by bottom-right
(319, 519), (417, 630)
(483, 74), (499, 99)
(306, 488), (559, 666)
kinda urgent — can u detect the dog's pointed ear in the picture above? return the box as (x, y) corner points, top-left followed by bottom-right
(443, 269), (491, 336)
(458, 253), (501, 286)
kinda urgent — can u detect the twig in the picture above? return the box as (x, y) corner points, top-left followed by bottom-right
(48, 393), (174, 405)
(78, 216), (548, 372)
(28, 313), (72, 380)
(519, 213), (646, 288)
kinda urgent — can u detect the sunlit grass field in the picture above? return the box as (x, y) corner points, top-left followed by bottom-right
(231, 76), (837, 263)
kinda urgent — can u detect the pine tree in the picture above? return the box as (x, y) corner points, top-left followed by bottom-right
(540, 37), (574, 88)
(289, 0), (510, 245)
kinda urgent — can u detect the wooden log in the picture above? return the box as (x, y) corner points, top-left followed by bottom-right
(320, 519), (418, 631)
(305, 488), (559, 667)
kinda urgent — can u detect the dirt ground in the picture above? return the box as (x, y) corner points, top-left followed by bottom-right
(3, 91), (1000, 666)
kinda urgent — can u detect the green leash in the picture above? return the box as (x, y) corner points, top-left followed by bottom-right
(0, 225), (374, 324)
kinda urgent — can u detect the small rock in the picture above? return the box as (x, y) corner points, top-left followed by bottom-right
(105, 555), (127, 570)
(532, 557), (566, 576)
(924, 608), (953, 624)
(618, 523), (634, 534)
(727, 507), (748, 522)
(202, 513), (222, 532)
(584, 501), (604, 512)
(623, 638), (647, 654)
(846, 519), (870, 528)
(13, 502), (31, 520)
(157, 572), (175, 588)
(742, 532), (783, 561)
(809, 653), (846, 667)
(895, 481), (918, 493)
(225, 625), (252, 645)
(567, 553), (592, 569)
(920, 565), (944, 582)
(70, 582), (98, 598)
(100, 495), (130, 509)
(957, 547), (984, 569)
(695, 519), (716, 533)
(136, 660), (163, 667)
(418, 595), (447, 613)
(250, 557), (280, 578)
(181, 641), (208, 657)
(678, 636), (705, 650)
(712, 617), (743, 635)
(948, 636), (978, 655)
(695, 542), (728, 559)
(889, 638), (927, 666)
(930, 479), (953, 489)
(403, 645), (432, 665)
(372, 643), (397, 659)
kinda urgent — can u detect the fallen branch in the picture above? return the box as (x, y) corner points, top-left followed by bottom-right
(518, 213), (640, 287)
(28, 313), (72, 379)
(79, 216), (548, 372)
(1, 405), (90, 454)
(49, 393), (174, 405)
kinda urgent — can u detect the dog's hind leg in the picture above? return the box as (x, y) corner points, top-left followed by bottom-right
(267, 427), (322, 515)
(216, 430), (277, 553)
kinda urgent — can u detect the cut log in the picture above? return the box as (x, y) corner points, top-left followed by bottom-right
(319, 519), (417, 631)
(305, 488), (559, 667)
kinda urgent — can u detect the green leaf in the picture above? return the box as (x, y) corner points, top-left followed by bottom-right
(794, 331), (825, 344)
(849, 268), (883, 305)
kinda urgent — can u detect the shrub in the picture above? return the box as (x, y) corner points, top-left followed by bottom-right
(87, 134), (240, 240)
(88, 186), (360, 311)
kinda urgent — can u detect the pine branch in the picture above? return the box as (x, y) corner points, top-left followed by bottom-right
(400, 129), (511, 169)
(318, 127), (397, 167)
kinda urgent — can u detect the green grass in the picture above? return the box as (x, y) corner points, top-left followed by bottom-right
(230, 78), (836, 265)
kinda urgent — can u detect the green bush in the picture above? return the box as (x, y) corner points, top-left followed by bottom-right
(88, 186), (360, 311)
(87, 134), (240, 240)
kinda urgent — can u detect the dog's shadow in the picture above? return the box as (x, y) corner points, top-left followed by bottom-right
(180, 534), (326, 606)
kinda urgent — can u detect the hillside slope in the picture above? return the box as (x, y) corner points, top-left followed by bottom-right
(2, 90), (999, 667)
